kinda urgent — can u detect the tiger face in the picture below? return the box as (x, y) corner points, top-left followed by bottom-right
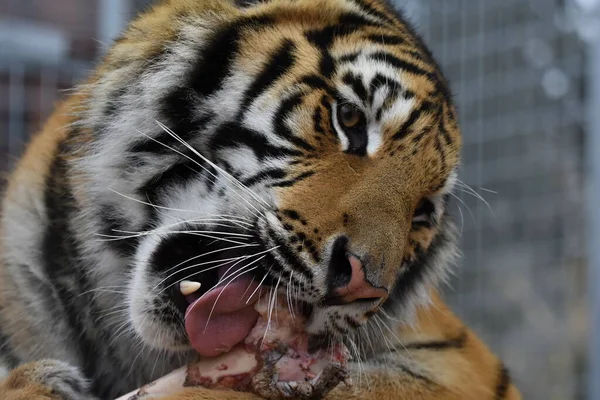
(81, 0), (461, 355)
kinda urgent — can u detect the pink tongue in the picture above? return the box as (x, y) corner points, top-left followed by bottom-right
(185, 269), (260, 357)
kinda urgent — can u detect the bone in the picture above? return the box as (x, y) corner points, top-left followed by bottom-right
(180, 281), (202, 296)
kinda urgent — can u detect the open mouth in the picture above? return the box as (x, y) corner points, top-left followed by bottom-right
(181, 261), (261, 357)
(178, 260), (315, 357)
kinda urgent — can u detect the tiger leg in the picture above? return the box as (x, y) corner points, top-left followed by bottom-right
(0, 360), (96, 400)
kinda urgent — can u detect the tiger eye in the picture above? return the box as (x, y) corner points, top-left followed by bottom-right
(339, 104), (362, 128)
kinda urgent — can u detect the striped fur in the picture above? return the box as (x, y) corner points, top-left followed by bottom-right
(0, 0), (521, 399)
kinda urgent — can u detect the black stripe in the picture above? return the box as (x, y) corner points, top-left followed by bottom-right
(189, 15), (274, 99)
(397, 365), (436, 385)
(265, 226), (313, 279)
(344, 315), (360, 329)
(495, 364), (511, 399)
(262, 251), (306, 290)
(297, 74), (335, 97)
(411, 126), (432, 145)
(98, 204), (139, 257)
(149, 83), (212, 153)
(273, 93), (315, 152)
(313, 101), (325, 136)
(238, 39), (296, 119)
(139, 160), (204, 197)
(365, 33), (404, 45)
(152, 16), (273, 155)
(371, 73), (400, 92)
(305, 22), (366, 79)
(242, 168), (286, 187)
(313, 95), (330, 136)
(412, 195), (436, 228)
(342, 72), (368, 103)
(339, 52), (360, 63)
(438, 116), (454, 146)
(0, 326), (19, 368)
(281, 209), (302, 221)
(210, 122), (302, 160)
(411, 221), (432, 229)
(41, 138), (108, 392)
(381, 2), (452, 104)
(368, 51), (431, 77)
(368, 52), (451, 103)
(404, 329), (468, 350)
(271, 170), (315, 187)
(305, 23), (364, 49)
(346, 0), (398, 27)
(137, 159), (205, 228)
(338, 11), (385, 29)
(392, 101), (434, 141)
(400, 49), (426, 61)
(384, 220), (452, 314)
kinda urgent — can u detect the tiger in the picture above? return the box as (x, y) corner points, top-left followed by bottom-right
(0, 0), (521, 399)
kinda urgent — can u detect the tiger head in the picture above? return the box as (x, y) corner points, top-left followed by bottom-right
(79, 0), (461, 355)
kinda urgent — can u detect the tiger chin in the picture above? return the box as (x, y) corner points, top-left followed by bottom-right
(0, 0), (521, 399)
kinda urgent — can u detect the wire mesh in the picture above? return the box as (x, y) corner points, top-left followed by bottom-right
(396, 1), (588, 398)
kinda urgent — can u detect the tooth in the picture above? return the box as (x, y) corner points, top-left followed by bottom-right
(180, 281), (201, 296)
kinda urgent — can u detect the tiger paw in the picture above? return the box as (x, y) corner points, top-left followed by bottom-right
(0, 360), (96, 400)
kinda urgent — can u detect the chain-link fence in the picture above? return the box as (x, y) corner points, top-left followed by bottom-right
(396, 1), (590, 398)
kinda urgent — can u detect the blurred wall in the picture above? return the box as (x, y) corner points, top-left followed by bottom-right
(0, 0), (140, 176)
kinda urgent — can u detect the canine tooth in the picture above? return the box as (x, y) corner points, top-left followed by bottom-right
(180, 281), (201, 296)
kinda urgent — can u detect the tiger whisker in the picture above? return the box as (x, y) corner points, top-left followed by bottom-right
(154, 120), (271, 210)
(152, 254), (251, 295)
(133, 128), (265, 222)
(155, 258), (253, 298)
(181, 247), (279, 319)
(76, 286), (127, 298)
(158, 243), (260, 279)
(347, 336), (368, 389)
(215, 245), (279, 286)
(151, 122), (269, 219)
(286, 271), (296, 322)
(379, 308), (402, 323)
(108, 188), (254, 223)
(262, 278), (280, 346)
(456, 179), (494, 213)
(241, 276), (256, 299)
(98, 231), (250, 247)
(449, 192), (476, 223)
(374, 315), (416, 364)
(246, 264), (273, 305)
(110, 228), (253, 239)
(203, 257), (266, 332)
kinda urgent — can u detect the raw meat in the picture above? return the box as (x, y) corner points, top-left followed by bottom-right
(116, 294), (351, 400)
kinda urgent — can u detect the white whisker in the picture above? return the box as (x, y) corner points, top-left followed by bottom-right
(154, 120), (271, 209)
(203, 257), (265, 332)
(148, 122), (268, 220)
(108, 188), (254, 223)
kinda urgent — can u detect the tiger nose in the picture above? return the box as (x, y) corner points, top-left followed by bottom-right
(324, 239), (388, 306)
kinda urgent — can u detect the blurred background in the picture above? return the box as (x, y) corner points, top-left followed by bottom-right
(0, 0), (596, 398)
